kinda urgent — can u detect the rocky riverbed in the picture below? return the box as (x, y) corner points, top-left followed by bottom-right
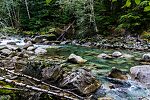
(0, 35), (150, 100)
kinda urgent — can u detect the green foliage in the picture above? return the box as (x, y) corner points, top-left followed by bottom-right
(135, 0), (141, 5)
(0, 27), (19, 34)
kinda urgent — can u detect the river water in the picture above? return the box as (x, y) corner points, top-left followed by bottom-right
(0, 37), (150, 99)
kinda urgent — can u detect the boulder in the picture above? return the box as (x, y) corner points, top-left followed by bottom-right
(68, 54), (87, 64)
(42, 65), (63, 81)
(142, 53), (150, 61)
(112, 51), (122, 57)
(1, 49), (12, 55)
(108, 68), (128, 80)
(97, 53), (112, 59)
(27, 46), (36, 51)
(130, 65), (150, 87)
(34, 47), (47, 55)
(23, 41), (33, 49)
(61, 68), (101, 94)
(6, 45), (19, 51)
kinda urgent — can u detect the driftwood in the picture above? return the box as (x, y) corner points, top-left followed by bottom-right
(0, 67), (84, 100)
(57, 20), (75, 41)
(0, 76), (78, 100)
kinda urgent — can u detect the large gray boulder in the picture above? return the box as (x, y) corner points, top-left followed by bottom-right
(130, 65), (150, 87)
(34, 47), (47, 55)
(142, 53), (150, 61)
(68, 54), (87, 64)
(61, 68), (101, 94)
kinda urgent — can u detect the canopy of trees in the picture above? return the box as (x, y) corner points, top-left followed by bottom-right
(0, 0), (150, 37)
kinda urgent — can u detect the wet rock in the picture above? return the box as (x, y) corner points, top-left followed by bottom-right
(130, 65), (150, 87)
(81, 42), (91, 47)
(34, 47), (47, 55)
(7, 42), (16, 45)
(61, 68), (101, 94)
(26, 51), (34, 55)
(42, 65), (63, 81)
(108, 68), (128, 80)
(6, 45), (19, 51)
(0, 46), (7, 50)
(23, 41), (33, 49)
(142, 53), (150, 61)
(1, 36), (7, 39)
(112, 51), (122, 57)
(1, 49), (12, 55)
(27, 46), (36, 51)
(67, 54), (87, 64)
(97, 53), (112, 59)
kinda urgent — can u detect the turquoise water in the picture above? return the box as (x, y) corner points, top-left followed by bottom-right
(47, 45), (143, 74)
(47, 45), (150, 99)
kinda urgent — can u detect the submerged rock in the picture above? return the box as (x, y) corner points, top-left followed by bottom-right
(97, 53), (112, 59)
(61, 68), (101, 94)
(112, 51), (122, 57)
(34, 47), (47, 55)
(122, 53), (134, 59)
(108, 68), (128, 80)
(142, 53), (150, 61)
(130, 65), (150, 87)
(67, 54), (87, 64)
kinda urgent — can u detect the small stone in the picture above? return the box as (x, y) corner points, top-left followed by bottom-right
(112, 51), (122, 57)
(27, 46), (36, 51)
(142, 53), (150, 61)
(97, 53), (112, 59)
(34, 47), (47, 55)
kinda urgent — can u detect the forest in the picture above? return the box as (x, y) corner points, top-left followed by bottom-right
(0, 0), (150, 100)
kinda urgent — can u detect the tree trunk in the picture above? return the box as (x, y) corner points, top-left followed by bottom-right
(24, 0), (31, 19)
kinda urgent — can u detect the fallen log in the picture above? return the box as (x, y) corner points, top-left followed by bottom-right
(0, 67), (84, 100)
(0, 76), (79, 100)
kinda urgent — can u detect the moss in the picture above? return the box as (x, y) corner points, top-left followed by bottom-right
(141, 31), (150, 41)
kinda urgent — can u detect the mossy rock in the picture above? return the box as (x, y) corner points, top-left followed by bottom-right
(141, 31), (150, 41)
